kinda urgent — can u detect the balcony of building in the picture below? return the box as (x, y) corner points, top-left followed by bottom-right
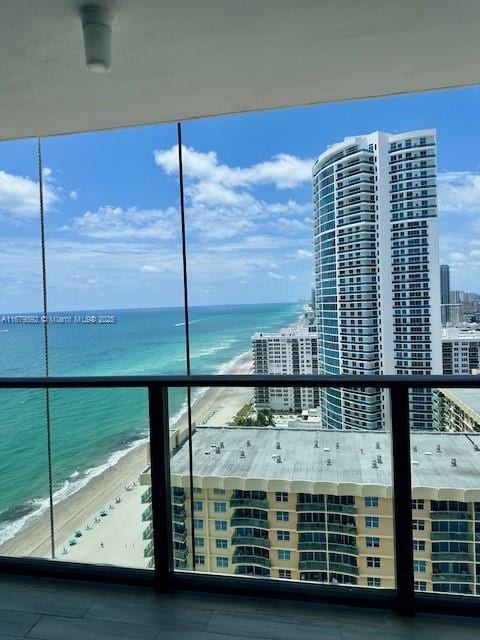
(2, 0), (480, 636)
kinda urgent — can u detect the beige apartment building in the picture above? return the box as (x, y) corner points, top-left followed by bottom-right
(141, 428), (480, 595)
(435, 388), (480, 433)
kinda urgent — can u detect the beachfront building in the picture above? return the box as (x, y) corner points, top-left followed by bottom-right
(442, 304), (463, 325)
(252, 328), (319, 413)
(442, 328), (480, 374)
(313, 130), (442, 430)
(148, 426), (480, 594)
(435, 388), (480, 433)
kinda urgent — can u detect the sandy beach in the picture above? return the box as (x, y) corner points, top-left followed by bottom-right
(0, 351), (253, 566)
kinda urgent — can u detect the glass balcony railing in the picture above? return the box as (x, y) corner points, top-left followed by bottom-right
(296, 503), (325, 512)
(174, 548), (188, 561)
(431, 532), (472, 541)
(2, 371), (480, 612)
(326, 504), (357, 515)
(232, 554), (271, 568)
(432, 574), (474, 583)
(230, 517), (269, 529)
(431, 552), (473, 561)
(329, 562), (359, 576)
(298, 560), (328, 571)
(297, 522), (326, 532)
(298, 542), (327, 551)
(231, 536), (270, 549)
(230, 498), (269, 510)
(430, 512), (472, 521)
(329, 543), (358, 555)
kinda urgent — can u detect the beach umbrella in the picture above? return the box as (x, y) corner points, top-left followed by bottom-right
(68, 539), (77, 546)
(100, 510), (108, 517)
(74, 530), (82, 537)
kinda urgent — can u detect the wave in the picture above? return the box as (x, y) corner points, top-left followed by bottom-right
(0, 433), (149, 546)
(190, 339), (236, 359)
(0, 329), (9, 333)
(174, 319), (202, 327)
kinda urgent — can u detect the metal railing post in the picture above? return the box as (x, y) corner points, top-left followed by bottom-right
(390, 384), (415, 616)
(148, 383), (173, 590)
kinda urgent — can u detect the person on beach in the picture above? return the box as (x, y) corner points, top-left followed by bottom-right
(100, 542), (104, 548)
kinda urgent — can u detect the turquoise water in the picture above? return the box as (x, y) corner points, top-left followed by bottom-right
(0, 303), (301, 542)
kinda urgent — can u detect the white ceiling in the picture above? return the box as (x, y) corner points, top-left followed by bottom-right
(1, 0), (480, 140)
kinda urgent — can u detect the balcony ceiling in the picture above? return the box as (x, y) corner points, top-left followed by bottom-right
(1, 0), (480, 140)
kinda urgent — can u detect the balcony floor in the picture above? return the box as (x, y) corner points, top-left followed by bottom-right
(0, 574), (479, 640)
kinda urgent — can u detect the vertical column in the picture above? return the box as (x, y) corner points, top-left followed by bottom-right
(148, 384), (173, 590)
(390, 384), (415, 615)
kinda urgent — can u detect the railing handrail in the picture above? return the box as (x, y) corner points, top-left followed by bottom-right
(1, 373), (480, 389)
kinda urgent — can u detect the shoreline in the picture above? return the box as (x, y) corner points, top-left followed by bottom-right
(0, 350), (254, 564)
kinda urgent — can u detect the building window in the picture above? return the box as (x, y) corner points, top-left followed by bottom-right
(192, 487), (202, 494)
(213, 488), (226, 495)
(364, 496), (378, 508)
(367, 577), (381, 587)
(413, 540), (425, 551)
(215, 520), (227, 531)
(412, 519), (425, 531)
(216, 539), (228, 549)
(194, 537), (204, 547)
(216, 557), (228, 568)
(193, 500), (203, 512)
(366, 537), (380, 548)
(214, 502), (227, 513)
(194, 555), (205, 565)
(276, 492), (288, 502)
(276, 511), (289, 522)
(193, 519), (203, 530)
(367, 557), (381, 568)
(277, 530), (290, 542)
(412, 499), (424, 510)
(365, 516), (379, 528)
(278, 549), (291, 561)
(413, 560), (426, 572)
(279, 570), (292, 579)
(414, 581), (427, 591)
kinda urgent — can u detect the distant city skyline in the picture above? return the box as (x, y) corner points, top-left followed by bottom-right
(1, 85), (480, 312)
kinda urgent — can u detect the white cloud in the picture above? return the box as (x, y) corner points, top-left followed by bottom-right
(449, 251), (466, 261)
(154, 145), (313, 190)
(290, 249), (313, 259)
(0, 170), (58, 219)
(69, 205), (178, 240)
(438, 171), (480, 212)
(267, 271), (283, 280)
(152, 144), (312, 244)
(139, 264), (160, 273)
(69, 190), (78, 200)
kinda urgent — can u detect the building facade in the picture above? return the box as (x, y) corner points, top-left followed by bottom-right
(252, 327), (319, 413)
(141, 428), (480, 595)
(435, 388), (480, 433)
(442, 328), (480, 374)
(440, 264), (450, 305)
(313, 130), (442, 430)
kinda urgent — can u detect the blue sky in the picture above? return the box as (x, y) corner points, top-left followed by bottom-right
(1, 85), (480, 312)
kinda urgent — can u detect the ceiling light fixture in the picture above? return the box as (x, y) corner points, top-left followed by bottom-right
(80, 4), (113, 73)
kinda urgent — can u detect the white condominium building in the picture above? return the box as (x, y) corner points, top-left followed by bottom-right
(252, 327), (319, 413)
(442, 328), (480, 374)
(313, 130), (442, 430)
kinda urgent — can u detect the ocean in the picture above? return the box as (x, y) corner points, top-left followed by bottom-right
(0, 302), (301, 544)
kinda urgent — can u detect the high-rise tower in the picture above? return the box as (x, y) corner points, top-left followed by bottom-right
(313, 130), (441, 430)
(440, 264), (450, 304)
